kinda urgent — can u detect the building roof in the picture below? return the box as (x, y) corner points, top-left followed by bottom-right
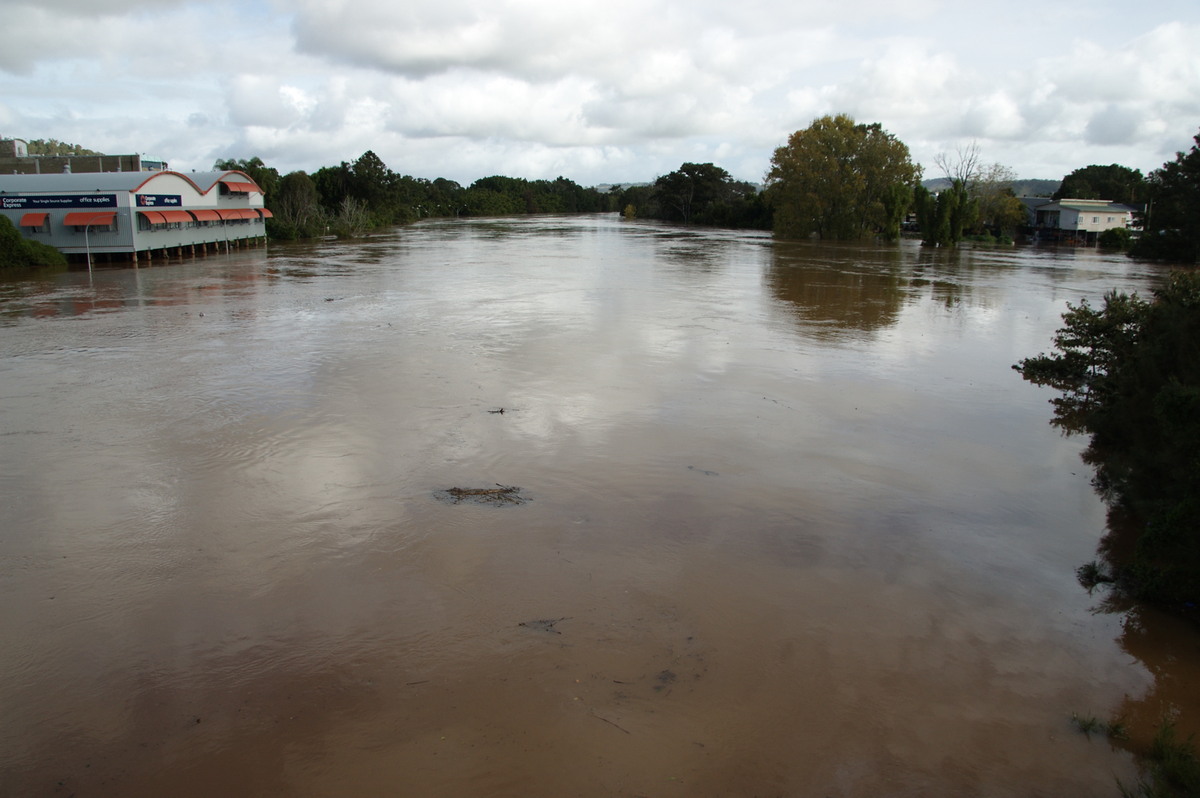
(1019, 196), (1054, 211)
(1038, 199), (1138, 213)
(0, 169), (262, 196)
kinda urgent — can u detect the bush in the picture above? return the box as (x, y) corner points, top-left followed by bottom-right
(1015, 271), (1200, 605)
(1099, 227), (1134, 250)
(22, 238), (68, 267)
(0, 215), (67, 270)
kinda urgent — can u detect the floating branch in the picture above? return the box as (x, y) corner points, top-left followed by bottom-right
(435, 484), (529, 506)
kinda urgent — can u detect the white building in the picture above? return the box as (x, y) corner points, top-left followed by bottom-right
(1032, 198), (1138, 239)
(0, 170), (272, 265)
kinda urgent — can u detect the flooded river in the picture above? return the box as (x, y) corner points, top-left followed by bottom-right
(2, 215), (1197, 796)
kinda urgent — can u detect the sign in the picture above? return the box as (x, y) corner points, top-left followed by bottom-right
(136, 194), (182, 207)
(1, 193), (118, 210)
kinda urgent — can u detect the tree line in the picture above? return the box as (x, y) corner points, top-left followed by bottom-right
(218, 116), (1199, 265)
(215, 152), (620, 241)
(12, 120), (1200, 264)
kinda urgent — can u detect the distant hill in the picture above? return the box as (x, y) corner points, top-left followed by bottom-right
(922, 177), (1059, 197)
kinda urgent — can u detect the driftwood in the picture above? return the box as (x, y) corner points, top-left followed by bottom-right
(436, 484), (528, 506)
(518, 617), (569, 633)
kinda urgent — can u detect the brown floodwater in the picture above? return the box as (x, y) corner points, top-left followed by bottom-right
(1, 215), (1197, 796)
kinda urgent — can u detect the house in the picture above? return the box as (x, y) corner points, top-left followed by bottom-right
(1027, 198), (1139, 243)
(0, 170), (271, 266)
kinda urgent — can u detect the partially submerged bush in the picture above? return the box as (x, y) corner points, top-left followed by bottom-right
(0, 215), (67, 270)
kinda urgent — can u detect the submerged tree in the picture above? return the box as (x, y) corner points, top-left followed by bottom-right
(1014, 271), (1200, 604)
(271, 171), (325, 240)
(655, 162), (731, 224)
(651, 162), (763, 226)
(0, 215), (68, 270)
(766, 114), (920, 241)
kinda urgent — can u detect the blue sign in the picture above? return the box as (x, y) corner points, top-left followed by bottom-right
(1, 193), (117, 210)
(136, 194), (182, 207)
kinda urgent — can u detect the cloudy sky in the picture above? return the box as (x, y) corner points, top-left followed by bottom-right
(1, 0), (1197, 187)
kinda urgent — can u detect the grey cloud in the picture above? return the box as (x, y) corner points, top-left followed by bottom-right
(1085, 105), (1141, 145)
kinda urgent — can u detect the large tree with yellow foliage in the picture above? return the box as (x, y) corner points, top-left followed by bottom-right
(766, 114), (920, 241)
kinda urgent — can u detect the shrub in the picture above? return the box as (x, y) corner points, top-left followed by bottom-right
(0, 215), (67, 270)
(1099, 227), (1134, 250)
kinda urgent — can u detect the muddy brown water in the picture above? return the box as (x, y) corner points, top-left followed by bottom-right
(2, 215), (1197, 796)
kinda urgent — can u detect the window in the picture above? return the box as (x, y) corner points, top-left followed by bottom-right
(1093, 217), (1099, 224)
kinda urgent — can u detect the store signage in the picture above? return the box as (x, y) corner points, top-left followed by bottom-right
(136, 194), (183, 207)
(1, 193), (118, 209)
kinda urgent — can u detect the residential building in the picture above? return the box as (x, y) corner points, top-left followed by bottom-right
(1029, 198), (1139, 243)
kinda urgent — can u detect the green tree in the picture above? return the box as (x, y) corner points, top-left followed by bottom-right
(1053, 164), (1145, 204)
(655, 162), (732, 224)
(616, 184), (660, 220)
(25, 139), (102, 156)
(920, 143), (984, 245)
(972, 162), (1025, 237)
(918, 179), (974, 246)
(1131, 129), (1200, 264)
(213, 156), (280, 198)
(311, 161), (352, 214)
(1014, 271), (1200, 604)
(270, 171), (325, 240)
(0, 215), (67, 270)
(347, 150), (394, 213)
(766, 114), (920, 240)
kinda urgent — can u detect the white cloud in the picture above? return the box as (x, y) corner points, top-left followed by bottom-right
(0, 1), (1196, 184)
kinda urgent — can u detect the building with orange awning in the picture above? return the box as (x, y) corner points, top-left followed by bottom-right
(1, 169), (270, 264)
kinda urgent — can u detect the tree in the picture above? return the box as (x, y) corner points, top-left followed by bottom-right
(347, 150), (394, 212)
(920, 142), (1031, 244)
(0, 215), (67, 270)
(1130, 129), (1200, 264)
(655, 162), (732, 224)
(973, 162), (1025, 236)
(25, 139), (102, 157)
(766, 114), (920, 241)
(271, 171), (324, 240)
(1053, 164), (1145, 204)
(616, 185), (658, 219)
(213, 156), (280, 198)
(1014, 271), (1200, 603)
(934, 141), (981, 187)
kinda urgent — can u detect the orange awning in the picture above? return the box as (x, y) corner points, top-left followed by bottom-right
(217, 208), (258, 219)
(137, 210), (166, 225)
(257, 208), (274, 218)
(189, 209), (221, 222)
(64, 211), (117, 226)
(221, 181), (258, 193)
(159, 210), (193, 223)
(19, 212), (49, 227)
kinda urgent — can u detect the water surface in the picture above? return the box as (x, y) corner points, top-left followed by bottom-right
(2, 215), (1195, 796)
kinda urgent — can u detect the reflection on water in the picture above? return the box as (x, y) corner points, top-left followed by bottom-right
(1, 215), (1195, 796)
(768, 241), (907, 336)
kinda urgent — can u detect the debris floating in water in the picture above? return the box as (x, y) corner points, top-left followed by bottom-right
(519, 617), (569, 633)
(434, 484), (529, 506)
